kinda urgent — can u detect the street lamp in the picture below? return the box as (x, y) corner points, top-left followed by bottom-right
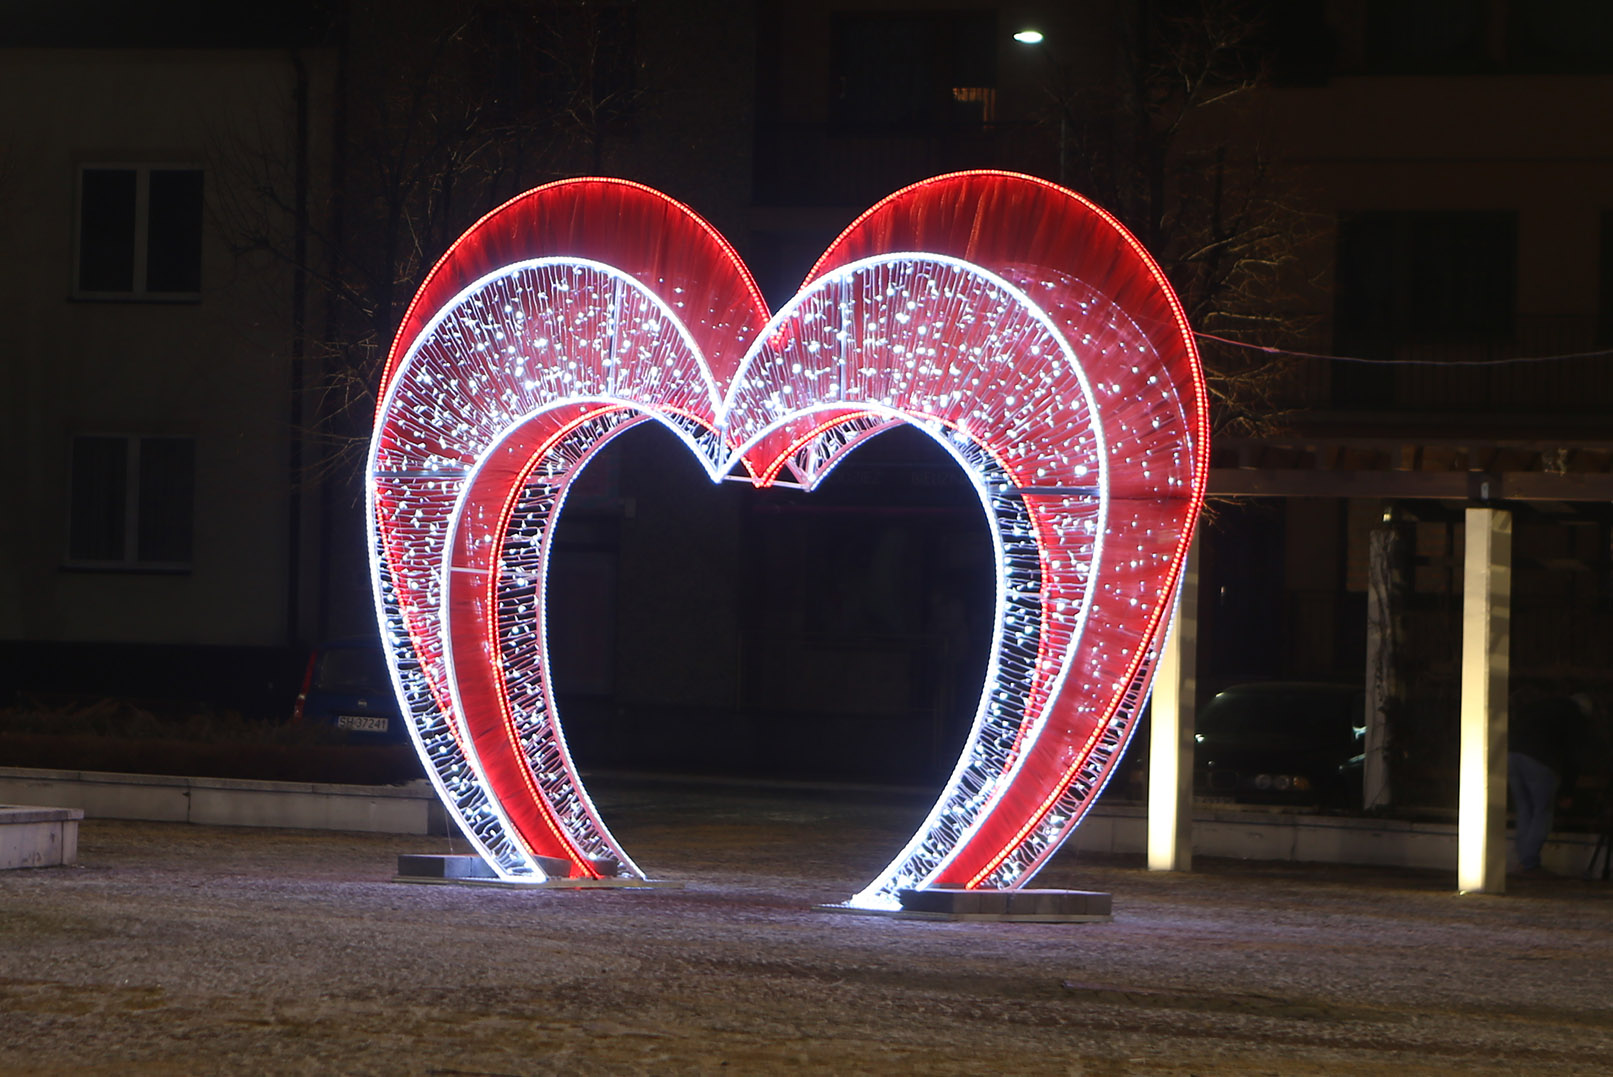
(1013, 29), (1068, 186)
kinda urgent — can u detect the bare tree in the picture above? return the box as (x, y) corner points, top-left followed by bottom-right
(203, 0), (649, 637)
(1035, 0), (1320, 435)
(214, 0), (645, 482)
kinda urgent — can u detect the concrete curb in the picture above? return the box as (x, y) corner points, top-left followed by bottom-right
(0, 765), (1601, 876)
(1073, 801), (1601, 876)
(0, 767), (447, 836)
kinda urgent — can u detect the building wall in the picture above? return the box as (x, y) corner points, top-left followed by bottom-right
(4, 3), (1606, 753)
(0, 49), (312, 647)
(1261, 71), (1613, 415)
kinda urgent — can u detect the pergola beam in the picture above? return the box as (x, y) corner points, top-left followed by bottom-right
(1209, 468), (1613, 501)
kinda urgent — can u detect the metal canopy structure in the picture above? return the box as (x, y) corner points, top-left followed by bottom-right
(1150, 433), (1610, 892)
(1210, 436), (1613, 502)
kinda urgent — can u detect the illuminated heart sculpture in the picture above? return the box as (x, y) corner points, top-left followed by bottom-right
(368, 171), (1207, 909)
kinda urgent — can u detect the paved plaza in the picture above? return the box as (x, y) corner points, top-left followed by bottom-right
(3, 777), (1611, 1075)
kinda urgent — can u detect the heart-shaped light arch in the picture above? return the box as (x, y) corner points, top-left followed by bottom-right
(369, 172), (1207, 909)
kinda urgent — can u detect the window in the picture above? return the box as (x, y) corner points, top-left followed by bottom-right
(1599, 211), (1613, 346)
(1363, 0), (1494, 74)
(68, 436), (195, 568)
(478, 3), (639, 134)
(1336, 211), (1517, 346)
(1332, 211), (1517, 406)
(829, 11), (998, 130)
(1509, 0), (1613, 73)
(75, 165), (203, 299)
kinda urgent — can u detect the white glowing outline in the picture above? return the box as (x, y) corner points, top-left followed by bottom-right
(369, 199), (1196, 900)
(370, 258), (718, 880)
(373, 254), (1107, 890)
(720, 254), (1110, 908)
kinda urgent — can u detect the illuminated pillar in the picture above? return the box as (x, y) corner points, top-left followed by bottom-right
(1458, 506), (1510, 894)
(1148, 537), (1199, 872)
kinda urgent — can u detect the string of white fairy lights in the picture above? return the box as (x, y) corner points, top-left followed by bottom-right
(370, 244), (1197, 905)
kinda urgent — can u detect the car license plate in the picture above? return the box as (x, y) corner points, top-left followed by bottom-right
(337, 714), (390, 733)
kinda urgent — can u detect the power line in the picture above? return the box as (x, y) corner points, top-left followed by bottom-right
(1193, 331), (1613, 367)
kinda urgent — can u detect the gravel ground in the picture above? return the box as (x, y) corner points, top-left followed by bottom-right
(3, 777), (1612, 1075)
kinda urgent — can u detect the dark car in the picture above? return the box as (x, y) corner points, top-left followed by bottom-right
(292, 640), (408, 742)
(1193, 682), (1366, 808)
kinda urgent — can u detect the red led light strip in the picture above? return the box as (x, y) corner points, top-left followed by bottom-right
(369, 173), (1207, 897)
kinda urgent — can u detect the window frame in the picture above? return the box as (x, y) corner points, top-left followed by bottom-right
(827, 9), (1000, 133)
(72, 162), (204, 302)
(65, 433), (196, 573)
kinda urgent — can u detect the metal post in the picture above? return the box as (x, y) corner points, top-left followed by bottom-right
(1458, 506), (1510, 894)
(1148, 537), (1199, 872)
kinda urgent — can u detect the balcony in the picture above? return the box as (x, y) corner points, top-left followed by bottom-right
(1268, 316), (1612, 422)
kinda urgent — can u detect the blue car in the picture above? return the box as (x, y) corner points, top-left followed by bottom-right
(292, 640), (408, 742)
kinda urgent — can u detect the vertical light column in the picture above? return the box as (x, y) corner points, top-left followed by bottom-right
(1148, 537), (1199, 872)
(1458, 506), (1510, 894)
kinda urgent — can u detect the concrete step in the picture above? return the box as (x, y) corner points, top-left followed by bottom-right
(0, 804), (83, 869)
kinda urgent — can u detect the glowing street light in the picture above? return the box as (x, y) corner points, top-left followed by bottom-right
(1011, 29), (1069, 185)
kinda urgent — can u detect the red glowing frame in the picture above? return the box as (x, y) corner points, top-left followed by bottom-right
(368, 172), (1207, 908)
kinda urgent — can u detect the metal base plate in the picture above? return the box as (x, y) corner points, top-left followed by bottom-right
(394, 853), (682, 889)
(817, 887), (1113, 923)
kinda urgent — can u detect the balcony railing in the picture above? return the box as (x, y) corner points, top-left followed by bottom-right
(1270, 316), (1612, 416)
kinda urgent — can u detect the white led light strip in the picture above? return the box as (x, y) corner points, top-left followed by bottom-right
(368, 173), (1207, 900)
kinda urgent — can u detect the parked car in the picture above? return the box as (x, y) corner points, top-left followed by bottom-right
(1193, 682), (1366, 808)
(292, 640), (408, 742)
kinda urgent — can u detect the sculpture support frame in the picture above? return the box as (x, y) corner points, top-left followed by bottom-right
(369, 172), (1208, 907)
